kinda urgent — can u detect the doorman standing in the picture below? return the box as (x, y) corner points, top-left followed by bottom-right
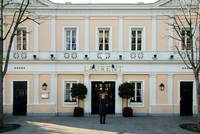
(99, 93), (107, 124)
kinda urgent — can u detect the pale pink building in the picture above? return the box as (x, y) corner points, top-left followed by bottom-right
(3, 0), (198, 116)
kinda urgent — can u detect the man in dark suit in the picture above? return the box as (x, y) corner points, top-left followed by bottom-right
(99, 93), (107, 124)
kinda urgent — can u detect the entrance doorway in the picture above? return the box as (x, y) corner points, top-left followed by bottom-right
(13, 81), (27, 115)
(180, 81), (193, 116)
(91, 81), (115, 114)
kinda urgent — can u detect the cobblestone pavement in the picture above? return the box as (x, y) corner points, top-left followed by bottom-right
(3, 115), (198, 134)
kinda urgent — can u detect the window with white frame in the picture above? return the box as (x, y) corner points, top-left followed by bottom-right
(65, 28), (77, 50)
(181, 28), (192, 50)
(64, 81), (77, 103)
(131, 28), (143, 51)
(98, 28), (110, 51)
(16, 27), (27, 50)
(130, 81), (143, 103)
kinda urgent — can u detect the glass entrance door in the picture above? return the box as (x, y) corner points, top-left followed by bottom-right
(91, 81), (115, 114)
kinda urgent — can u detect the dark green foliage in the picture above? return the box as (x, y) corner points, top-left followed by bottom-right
(118, 82), (134, 99)
(71, 83), (87, 100)
(122, 107), (133, 117)
(73, 107), (84, 117)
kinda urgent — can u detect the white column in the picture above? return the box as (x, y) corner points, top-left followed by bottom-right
(149, 74), (157, 113)
(51, 16), (56, 51)
(50, 74), (57, 104)
(168, 16), (174, 51)
(84, 74), (91, 114)
(84, 16), (89, 51)
(115, 73), (122, 114)
(33, 74), (39, 104)
(34, 16), (39, 52)
(167, 74), (173, 105)
(3, 78), (5, 105)
(119, 16), (124, 51)
(151, 16), (157, 51)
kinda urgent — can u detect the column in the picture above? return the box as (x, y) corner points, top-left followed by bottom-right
(84, 74), (91, 115)
(33, 74), (39, 104)
(51, 16), (56, 51)
(151, 16), (157, 51)
(50, 74), (57, 104)
(168, 16), (174, 51)
(149, 74), (157, 113)
(34, 16), (39, 52)
(167, 74), (173, 105)
(115, 73), (122, 115)
(84, 16), (89, 51)
(119, 16), (124, 51)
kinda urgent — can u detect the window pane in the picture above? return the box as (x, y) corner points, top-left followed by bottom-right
(132, 44), (136, 50)
(137, 44), (141, 50)
(65, 83), (70, 102)
(72, 43), (76, 50)
(99, 43), (103, 50)
(22, 30), (26, 50)
(105, 43), (109, 50)
(65, 29), (77, 50)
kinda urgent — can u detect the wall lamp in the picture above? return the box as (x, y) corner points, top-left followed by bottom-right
(153, 54), (157, 60)
(50, 54), (55, 60)
(112, 64), (115, 69)
(119, 55), (122, 60)
(91, 64), (95, 69)
(42, 83), (48, 90)
(84, 54), (88, 60)
(33, 54), (37, 59)
(170, 55), (174, 59)
(159, 83), (165, 91)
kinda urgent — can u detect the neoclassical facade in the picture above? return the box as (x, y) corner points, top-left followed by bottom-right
(3, 0), (198, 116)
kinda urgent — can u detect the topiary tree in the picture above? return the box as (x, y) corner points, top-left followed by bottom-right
(118, 82), (134, 99)
(118, 82), (134, 117)
(71, 83), (87, 117)
(71, 83), (87, 100)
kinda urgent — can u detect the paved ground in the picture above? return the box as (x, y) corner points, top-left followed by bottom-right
(3, 115), (198, 134)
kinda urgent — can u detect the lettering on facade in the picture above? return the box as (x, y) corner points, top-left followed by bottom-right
(86, 64), (121, 73)
(181, 66), (191, 70)
(14, 66), (26, 70)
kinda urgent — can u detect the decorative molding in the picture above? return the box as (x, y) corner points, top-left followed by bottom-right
(151, 16), (157, 51)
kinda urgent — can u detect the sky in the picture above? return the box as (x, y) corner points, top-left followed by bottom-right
(50, 0), (158, 4)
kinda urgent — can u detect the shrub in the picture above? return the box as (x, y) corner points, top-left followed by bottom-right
(118, 82), (134, 99)
(71, 83), (87, 99)
(123, 107), (133, 117)
(73, 107), (84, 117)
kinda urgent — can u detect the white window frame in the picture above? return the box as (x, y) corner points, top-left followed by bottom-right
(62, 79), (79, 107)
(62, 26), (79, 51)
(129, 26), (145, 51)
(178, 27), (195, 51)
(96, 26), (112, 51)
(128, 79), (145, 107)
(15, 26), (29, 51)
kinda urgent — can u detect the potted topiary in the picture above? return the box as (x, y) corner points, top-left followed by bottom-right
(71, 83), (87, 117)
(118, 82), (134, 117)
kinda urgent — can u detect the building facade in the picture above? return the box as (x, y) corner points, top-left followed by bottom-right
(3, 0), (198, 116)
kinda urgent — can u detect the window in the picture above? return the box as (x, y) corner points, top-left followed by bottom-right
(16, 27), (27, 50)
(181, 29), (192, 50)
(98, 28), (110, 51)
(64, 81), (77, 103)
(130, 81), (143, 103)
(131, 28), (142, 51)
(65, 28), (77, 50)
